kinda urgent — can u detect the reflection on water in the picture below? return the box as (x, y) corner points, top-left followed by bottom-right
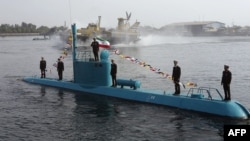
(40, 86), (46, 96)
(58, 89), (64, 99)
(74, 92), (117, 117)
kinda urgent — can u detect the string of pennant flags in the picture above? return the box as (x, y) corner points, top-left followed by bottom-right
(48, 47), (197, 87)
(110, 49), (197, 87)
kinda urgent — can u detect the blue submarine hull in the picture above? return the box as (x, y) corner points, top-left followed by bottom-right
(23, 24), (250, 119)
(23, 76), (250, 119)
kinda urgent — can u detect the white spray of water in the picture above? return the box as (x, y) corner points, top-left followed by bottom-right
(136, 34), (222, 47)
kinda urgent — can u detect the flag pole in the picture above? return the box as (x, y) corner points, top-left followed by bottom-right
(71, 23), (77, 81)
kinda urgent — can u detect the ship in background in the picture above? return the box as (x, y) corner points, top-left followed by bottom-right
(77, 12), (140, 44)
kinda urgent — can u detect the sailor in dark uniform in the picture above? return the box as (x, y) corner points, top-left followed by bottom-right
(172, 60), (181, 95)
(110, 59), (117, 87)
(40, 57), (46, 78)
(57, 58), (64, 80)
(221, 65), (232, 100)
(91, 38), (99, 61)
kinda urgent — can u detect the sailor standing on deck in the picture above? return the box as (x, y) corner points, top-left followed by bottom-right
(221, 65), (232, 101)
(91, 38), (99, 61)
(172, 60), (181, 95)
(110, 59), (117, 87)
(40, 57), (46, 78)
(57, 58), (64, 80)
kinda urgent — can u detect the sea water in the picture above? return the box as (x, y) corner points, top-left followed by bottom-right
(0, 35), (250, 141)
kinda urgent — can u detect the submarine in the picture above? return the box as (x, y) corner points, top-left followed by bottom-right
(23, 24), (250, 119)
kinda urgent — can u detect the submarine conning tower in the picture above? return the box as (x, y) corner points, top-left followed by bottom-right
(73, 50), (111, 86)
(71, 24), (112, 86)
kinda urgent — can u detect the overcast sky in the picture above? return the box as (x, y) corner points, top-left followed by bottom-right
(1, 0), (249, 28)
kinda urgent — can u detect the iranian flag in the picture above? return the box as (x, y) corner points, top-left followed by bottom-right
(96, 37), (111, 48)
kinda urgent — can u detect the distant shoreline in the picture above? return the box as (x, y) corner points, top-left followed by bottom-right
(0, 33), (40, 37)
